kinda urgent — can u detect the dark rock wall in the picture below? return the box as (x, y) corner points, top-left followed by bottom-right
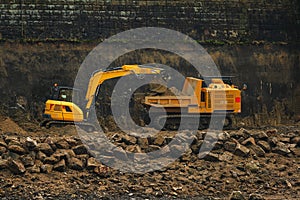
(0, 0), (299, 42)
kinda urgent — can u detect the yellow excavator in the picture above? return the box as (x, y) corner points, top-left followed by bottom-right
(41, 64), (163, 131)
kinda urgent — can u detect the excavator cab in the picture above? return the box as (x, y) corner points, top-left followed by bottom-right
(42, 84), (84, 126)
(49, 85), (78, 102)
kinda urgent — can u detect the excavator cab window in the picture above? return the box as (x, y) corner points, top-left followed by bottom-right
(50, 86), (79, 103)
(59, 90), (68, 101)
(58, 89), (72, 102)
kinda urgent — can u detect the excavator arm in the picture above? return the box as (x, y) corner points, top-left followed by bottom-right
(84, 64), (162, 111)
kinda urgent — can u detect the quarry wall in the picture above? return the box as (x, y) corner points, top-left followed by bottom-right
(0, 0), (299, 42)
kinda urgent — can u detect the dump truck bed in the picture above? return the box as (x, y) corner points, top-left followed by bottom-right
(145, 96), (197, 107)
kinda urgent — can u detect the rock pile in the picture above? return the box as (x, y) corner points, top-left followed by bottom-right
(0, 127), (299, 176)
(0, 135), (110, 175)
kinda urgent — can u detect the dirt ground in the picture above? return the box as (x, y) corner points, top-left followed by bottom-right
(0, 115), (299, 200)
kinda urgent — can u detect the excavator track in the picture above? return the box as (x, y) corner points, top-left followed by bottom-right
(153, 114), (232, 130)
(40, 120), (96, 132)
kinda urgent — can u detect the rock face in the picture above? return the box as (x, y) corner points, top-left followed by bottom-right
(0, 0), (298, 42)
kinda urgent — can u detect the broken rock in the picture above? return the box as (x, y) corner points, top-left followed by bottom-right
(28, 166), (39, 173)
(234, 144), (250, 157)
(0, 139), (7, 148)
(245, 161), (260, 173)
(36, 143), (54, 156)
(266, 128), (278, 135)
(137, 137), (149, 149)
(4, 136), (18, 144)
(219, 151), (234, 162)
(29, 163), (41, 173)
(8, 144), (26, 155)
(20, 155), (35, 167)
(291, 136), (300, 146)
(122, 135), (137, 145)
(224, 141), (237, 152)
(272, 142), (291, 156)
(0, 146), (7, 155)
(65, 137), (79, 147)
(249, 193), (265, 200)
(198, 152), (220, 162)
(44, 155), (60, 164)
(153, 136), (165, 146)
(146, 145), (160, 152)
(55, 139), (70, 149)
(94, 165), (110, 177)
(68, 157), (84, 170)
(25, 137), (37, 149)
(257, 141), (271, 152)
(87, 157), (101, 169)
(250, 145), (265, 157)
(251, 131), (268, 140)
(241, 137), (256, 146)
(0, 159), (7, 169)
(268, 137), (278, 147)
(229, 190), (246, 200)
(7, 159), (26, 174)
(41, 164), (53, 173)
(53, 159), (66, 172)
(72, 145), (88, 155)
(36, 151), (47, 161)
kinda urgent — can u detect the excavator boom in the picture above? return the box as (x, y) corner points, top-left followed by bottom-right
(85, 65), (162, 110)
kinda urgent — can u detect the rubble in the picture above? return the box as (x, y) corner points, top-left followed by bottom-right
(35, 143), (54, 156)
(8, 145), (26, 155)
(41, 164), (53, 173)
(0, 123), (298, 199)
(272, 142), (291, 155)
(53, 159), (66, 172)
(229, 191), (246, 200)
(249, 145), (266, 157)
(7, 159), (26, 174)
(68, 157), (84, 170)
(234, 143), (250, 157)
(257, 140), (271, 152)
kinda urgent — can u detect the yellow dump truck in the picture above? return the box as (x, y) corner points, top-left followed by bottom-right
(144, 77), (241, 129)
